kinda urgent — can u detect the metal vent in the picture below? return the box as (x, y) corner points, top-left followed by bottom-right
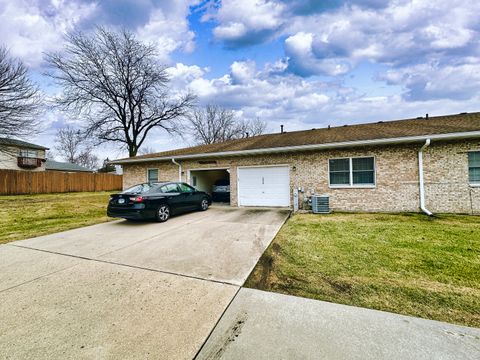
(311, 195), (330, 214)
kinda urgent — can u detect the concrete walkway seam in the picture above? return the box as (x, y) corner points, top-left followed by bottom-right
(193, 286), (242, 360)
(9, 244), (241, 287)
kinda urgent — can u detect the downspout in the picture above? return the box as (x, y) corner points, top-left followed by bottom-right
(172, 158), (182, 182)
(418, 139), (433, 216)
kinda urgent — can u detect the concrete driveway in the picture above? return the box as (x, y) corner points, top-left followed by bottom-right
(0, 207), (289, 359)
(2, 206), (479, 359)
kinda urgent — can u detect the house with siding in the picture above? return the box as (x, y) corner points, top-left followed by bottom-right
(0, 138), (48, 171)
(111, 112), (480, 214)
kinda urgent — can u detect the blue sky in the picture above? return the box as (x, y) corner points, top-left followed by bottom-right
(1, 0), (479, 159)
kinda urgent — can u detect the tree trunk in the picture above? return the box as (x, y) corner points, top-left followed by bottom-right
(129, 145), (137, 157)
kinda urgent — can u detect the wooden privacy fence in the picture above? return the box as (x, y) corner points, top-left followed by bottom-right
(0, 170), (123, 195)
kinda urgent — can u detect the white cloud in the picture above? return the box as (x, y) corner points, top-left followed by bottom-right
(230, 60), (257, 84)
(0, 0), (96, 67)
(206, 0), (480, 93)
(165, 56), (480, 139)
(280, 0), (480, 78)
(136, 1), (198, 62)
(165, 63), (208, 92)
(379, 60), (480, 100)
(210, 0), (285, 47)
(284, 32), (351, 76)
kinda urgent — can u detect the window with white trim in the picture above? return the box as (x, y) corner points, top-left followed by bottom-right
(329, 157), (375, 187)
(147, 168), (158, 183)
(468, 151), (480, 184)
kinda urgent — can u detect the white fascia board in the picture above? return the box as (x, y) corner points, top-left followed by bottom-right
(110, 131), (480, 164)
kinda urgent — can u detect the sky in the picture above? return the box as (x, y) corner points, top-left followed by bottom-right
(1, 0), (480, 160)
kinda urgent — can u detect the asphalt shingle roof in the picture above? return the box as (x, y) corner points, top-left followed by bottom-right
(0, 137), (49, 150)
(114, 112), (480, 162)
(45, 160), (93, 172)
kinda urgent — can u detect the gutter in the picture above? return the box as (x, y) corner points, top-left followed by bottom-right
(171, 158), (182, 182)
(110, 130), (480, 164)
(418, 139), (433, 216)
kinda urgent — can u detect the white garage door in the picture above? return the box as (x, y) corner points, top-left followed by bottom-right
(237, 166), (290, 207)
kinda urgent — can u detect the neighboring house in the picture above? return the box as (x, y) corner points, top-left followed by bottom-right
(0, 138), (48, 171)
(111, 112), (480, 214)
(45, 159), (93, 173)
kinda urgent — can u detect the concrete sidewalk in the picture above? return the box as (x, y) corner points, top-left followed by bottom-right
(197, 288), (480, 360)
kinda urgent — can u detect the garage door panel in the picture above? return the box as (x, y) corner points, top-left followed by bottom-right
(238, 166), (290, 207)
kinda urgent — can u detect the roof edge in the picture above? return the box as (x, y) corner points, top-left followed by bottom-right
(110, 130), (480, 165)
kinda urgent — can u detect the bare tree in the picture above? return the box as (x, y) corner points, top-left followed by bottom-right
(186, 105), (267, 145)
(54, 126), (99, 169)
(55, 126), (83, 163)
(98, 158), (116, 173)
(0, 46), (42, 143)
(245, 117), (267, 136)
(77, 151), (100, 170)
(138, 146), (157, 155)
(45, 27), (195, 157)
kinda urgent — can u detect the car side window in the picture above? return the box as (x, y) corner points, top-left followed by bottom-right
(160, 184), (180, 193)
(178, 183), (195, 193)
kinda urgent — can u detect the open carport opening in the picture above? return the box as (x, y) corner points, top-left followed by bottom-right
(190, 169), (231, 204)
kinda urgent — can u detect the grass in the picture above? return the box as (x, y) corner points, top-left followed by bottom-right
(0, 192), (115, 244)
(245, 212), (480, 327)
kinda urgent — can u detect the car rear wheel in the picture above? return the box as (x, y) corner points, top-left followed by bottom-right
(156, 204), (170, 222)
(200, 198), (209, 211)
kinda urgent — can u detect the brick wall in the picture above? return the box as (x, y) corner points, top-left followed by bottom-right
(121, 139), (480, 214)
(423, 141), (480, 213)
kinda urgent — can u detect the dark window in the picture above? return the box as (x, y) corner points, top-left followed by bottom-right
(160, 184), (179, 193)
(214, 179), (230, 186)
(147, 169), (158, 183)
(468, 151), (480, 184)
(352, 157), (375, 185)
(329, 158), (350, 185)
(192, 176), (197, 187)
(178, 183), (195, 193)
(329, 157), (375, 186)
(122, 183), (153, 194)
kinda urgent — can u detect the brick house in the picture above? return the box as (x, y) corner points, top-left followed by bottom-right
(111, 112), (480, 214)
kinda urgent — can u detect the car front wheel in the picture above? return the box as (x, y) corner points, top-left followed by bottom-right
(156, 204), (170, 222)
(200, 198), (209, 211)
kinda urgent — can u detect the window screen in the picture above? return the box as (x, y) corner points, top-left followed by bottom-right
(329, 157), (375, 186)
(147, 169), (158, 183)
(352, 157), (375, 185)
(468, 151), (480, 184)
(329, 159), (350, 185)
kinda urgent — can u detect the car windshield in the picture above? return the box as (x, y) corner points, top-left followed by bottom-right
(122, 183), (162, 194)
(215, 179), (230, 186)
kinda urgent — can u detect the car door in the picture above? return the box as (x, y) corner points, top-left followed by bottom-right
(159, 183), (186, 214)
(177, 183), (198, 211)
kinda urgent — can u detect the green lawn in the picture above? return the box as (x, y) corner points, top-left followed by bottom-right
(0, 192), (115, 244)
(245, 212), (480, 328)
